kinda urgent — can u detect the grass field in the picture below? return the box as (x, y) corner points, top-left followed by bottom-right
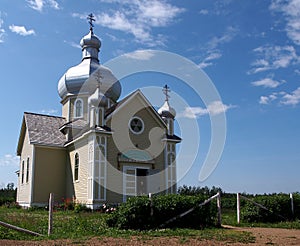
(0, 207), (256, 244)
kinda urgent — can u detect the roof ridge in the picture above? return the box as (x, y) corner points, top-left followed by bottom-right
(24, 112), (65, 119)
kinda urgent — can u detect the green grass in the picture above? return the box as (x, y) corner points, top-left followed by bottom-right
(0, 207), (255, 244)
(222, 208), (300, 229)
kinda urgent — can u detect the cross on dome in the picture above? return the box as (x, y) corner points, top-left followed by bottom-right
(162, 84), (171, 102)
(87, 13), (96, 33)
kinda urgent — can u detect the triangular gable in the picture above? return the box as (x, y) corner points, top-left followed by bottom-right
(17, 116), (27, 156)
(106, 89), (167, 129)
(17, 112), (67, 156)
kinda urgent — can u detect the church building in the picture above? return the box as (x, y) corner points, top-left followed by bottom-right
(16, 15), (181, 208)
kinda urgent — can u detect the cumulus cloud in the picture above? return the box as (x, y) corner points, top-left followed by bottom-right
(123, 50), (155, 60)
(270, 0), (300, 45)
(249, 45), (299, 74)
(258, 88), (300, 106)
(251, 78), (284, 88)
(199, 50), (222, 69)
(37, 109), (59, 115)
(73, 1), (184, 46)
(9, 25), (35, 36)
(27, 0), (59, 12)
(0, 154), (19, 167)
(281, 87), (300, 105)
(259, 93), (278, 104)
(179, 101), (235, 119)
(0, 14), (5, 43)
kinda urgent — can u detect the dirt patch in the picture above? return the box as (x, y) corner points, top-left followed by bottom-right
(0, 227), (300, 245)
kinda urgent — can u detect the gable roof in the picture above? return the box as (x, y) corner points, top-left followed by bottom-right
(17, 112), (66, 155)
(105, 89), (167, 128)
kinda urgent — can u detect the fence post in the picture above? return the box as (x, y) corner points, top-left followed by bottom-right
(237, 193), (240, 224)
(217, 192), (222, 227)
(149, 193), (153, 217)
(290, 193), (294, 217)
(48, 193), (54, 236)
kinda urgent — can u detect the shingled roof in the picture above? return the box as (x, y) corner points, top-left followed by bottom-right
(17, 112), (66, 155)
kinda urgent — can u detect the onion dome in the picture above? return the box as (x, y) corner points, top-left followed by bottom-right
(158, 84), (176, 118)
(88, 87), (108, 107)
(57, 15), (121, 102)
(158, 100), (176, 119)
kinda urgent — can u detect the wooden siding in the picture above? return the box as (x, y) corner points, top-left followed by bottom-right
(32, 146), (67, 204)
(17, 128), (33, 206)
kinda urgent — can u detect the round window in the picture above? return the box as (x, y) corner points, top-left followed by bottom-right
(129, 117), (144, 134)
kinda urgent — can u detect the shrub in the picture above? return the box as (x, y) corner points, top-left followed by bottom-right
(241, 194), (299, 223)
(107, 194), (217, 230)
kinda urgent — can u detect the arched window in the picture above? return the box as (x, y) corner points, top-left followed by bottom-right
(26, 158), (30, 183)
(74, 153), (79, 181)
(74, 99), (83, 118)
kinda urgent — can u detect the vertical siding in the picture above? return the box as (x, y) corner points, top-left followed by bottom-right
(62, 99), (70, 121)
(33, 146), (67, 204)
(68, 139), (89, 203)
(17, 128), (33, 206)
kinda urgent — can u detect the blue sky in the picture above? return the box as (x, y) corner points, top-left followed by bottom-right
(0, 0), (299, 194)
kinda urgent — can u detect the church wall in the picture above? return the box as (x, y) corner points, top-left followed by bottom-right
(32, 146), (67, 205)
(62, 99), (70, 121)
(68, 138), (89, 203)
(105, 96), (169, 201)
(17, 128), (33, 206)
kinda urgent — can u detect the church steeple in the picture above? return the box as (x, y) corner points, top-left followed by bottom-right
(80, 13), (101, 63)
(158, 85), (176, 135)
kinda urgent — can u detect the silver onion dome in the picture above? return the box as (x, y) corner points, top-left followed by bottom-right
(158, 100), (176, 119)
(57, 29), (121, 102)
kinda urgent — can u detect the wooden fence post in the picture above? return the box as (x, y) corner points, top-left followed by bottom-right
(149, 193), (153, 217)
(48, 193), (54, 236)
(217, 192), (222, 227)
(290, 193), (294, 217)
(237, 193), (240, 224)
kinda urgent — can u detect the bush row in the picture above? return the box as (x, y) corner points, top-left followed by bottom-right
(107, 194), (217, 230)
(241, 193), (300, 223)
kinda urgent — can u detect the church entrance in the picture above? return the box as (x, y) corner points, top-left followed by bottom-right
(123, 166), (149, 202)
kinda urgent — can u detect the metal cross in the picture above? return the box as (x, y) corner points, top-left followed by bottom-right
(162, 84), (171, 102)
(87, 13), (95, 32)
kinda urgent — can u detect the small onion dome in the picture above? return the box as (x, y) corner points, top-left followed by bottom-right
(158, 100), (176, 119)
(80, 30), (101, 51)
(88, 87), (108, 107)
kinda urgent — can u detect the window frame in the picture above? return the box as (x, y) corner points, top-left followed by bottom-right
(74, 98), (84, 119)
(129, 116), (144, 135)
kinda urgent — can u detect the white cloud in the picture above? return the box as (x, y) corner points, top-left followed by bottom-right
(0, 14), (5, 43)
(64, 40), (81, 49)
(199, 9), (209, 15)
(123, 50), (155, 60)
(73, 1), (184, 46)
(9, 25), (35, 36)
(0, 154), (19, 167)
(281, 87), (300, 105)
(179, 101), (235, 119)
(259, 93), (278, 104)
(208, 26), (238, 50)
(38, 109), (59, 115)
(27, 0), (59, 12)
(270, 0), (300, 45)
(251, 78), (284, 88)
(249, 45), (299, 74)
(199, 50), (222, 69)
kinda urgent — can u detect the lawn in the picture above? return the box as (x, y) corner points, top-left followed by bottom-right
(0, 207), (255, 244)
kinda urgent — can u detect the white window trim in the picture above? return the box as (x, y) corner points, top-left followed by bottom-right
(129, 116), (144, 135)
(74, 98), (84, 119)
